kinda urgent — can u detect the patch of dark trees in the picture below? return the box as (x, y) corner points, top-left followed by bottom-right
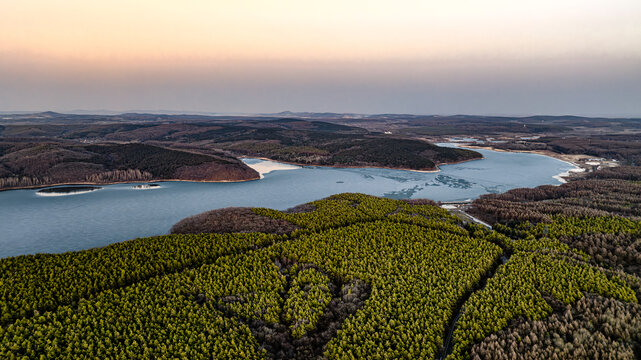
(171, 207), (299, 235)
(320, 138), (480, 170)
(84, 143), (232, 177)
(470, 295), (641, 360)
(469, 167), (641, 224)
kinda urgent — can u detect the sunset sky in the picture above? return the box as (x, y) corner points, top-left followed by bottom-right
(1, 1), (640, 116)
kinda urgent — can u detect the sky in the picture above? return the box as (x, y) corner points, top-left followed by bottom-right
(1, 0), (640, 116)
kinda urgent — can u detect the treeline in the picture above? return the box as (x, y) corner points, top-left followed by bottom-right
(84, 169), (152, 183)
(469, 166), (641, 284)
(397, 116), (572, 136)
(586, 165), (641, 181)
(253, 192), (459, 232)
(488, 135), (641, 165)
(0, 175), (52, 189)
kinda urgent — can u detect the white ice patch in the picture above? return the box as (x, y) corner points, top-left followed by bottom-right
(36, 189), (100, 196)
(244, 160), (300, 179)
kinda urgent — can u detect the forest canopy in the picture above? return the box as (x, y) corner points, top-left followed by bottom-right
(1, 193), (639, 359)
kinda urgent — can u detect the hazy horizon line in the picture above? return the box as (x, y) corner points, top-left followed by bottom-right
(2, 109), (640, 119)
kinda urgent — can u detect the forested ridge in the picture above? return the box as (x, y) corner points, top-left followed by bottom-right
(483, 135), (641, 166)
(1, 191), (640, 359)
(0, 117), (483, 178)
(0, 142), (259, 190)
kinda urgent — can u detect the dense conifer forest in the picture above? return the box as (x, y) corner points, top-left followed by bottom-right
(1, 189), (640, 359)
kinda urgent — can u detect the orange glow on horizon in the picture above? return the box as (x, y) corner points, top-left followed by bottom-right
(2, 1), (640, 116)
(2, 0), (640, 64)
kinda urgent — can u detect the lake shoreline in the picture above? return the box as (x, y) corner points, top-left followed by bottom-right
(1, 143), (584, 193)
(0, 176), (262, 193)
(240, 155), (485, 174)
(5, 142), (593, 194)
(0, 149), (576, 258)
(458, 144), (586, 169)
(2, 148), (571, 193)
(446, 143), (584, 184)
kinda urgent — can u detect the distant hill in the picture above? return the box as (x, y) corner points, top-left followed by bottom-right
(0, 142), (258, 190)
(0, 116), (482, 174)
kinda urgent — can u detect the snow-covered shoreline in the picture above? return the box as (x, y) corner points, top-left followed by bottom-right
(243, 159), (300, 179)
(36, 187), (102, 196)
(552, 167), (585, 184)
(449, 142), (584, 185)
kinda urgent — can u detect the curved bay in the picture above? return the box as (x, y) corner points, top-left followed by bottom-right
(0, 146), (575, 258)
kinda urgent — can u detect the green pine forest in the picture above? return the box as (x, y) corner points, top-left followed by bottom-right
(1, 191), (640, 359)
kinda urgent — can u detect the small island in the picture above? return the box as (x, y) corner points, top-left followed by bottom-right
(131, 183), (161, 190)
(36, 186), (102, 196)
